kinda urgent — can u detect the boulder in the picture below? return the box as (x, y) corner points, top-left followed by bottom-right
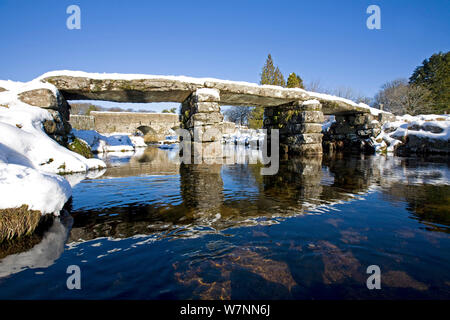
(18, 88), (58, 109)
(397, 135), (449, 155)
(422, 123), (444, 134)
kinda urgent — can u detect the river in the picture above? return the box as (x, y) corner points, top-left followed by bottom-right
(0, 146), (449, 299)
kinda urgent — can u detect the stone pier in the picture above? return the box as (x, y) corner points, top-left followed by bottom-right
(264, 100), (324, 155)
(180, 88), (224, 160)
(323, 111), (396, 153)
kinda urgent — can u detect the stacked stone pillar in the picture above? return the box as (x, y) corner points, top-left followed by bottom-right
(322, 112), (396, 154)
(180, 88), (224, 161)
(264, 100), (324, 155)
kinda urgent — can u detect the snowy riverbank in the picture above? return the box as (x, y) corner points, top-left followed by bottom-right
(0, 80), (105, 215)
(72, 129), (179, 153)
(372, 114), (450, 154)
(72, 130), (147, 153)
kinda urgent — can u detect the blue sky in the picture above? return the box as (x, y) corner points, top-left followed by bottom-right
(0, 0), (448, 112)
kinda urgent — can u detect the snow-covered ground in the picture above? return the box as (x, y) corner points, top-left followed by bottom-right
(72, 129), (180, 152)
(72, 130), (147, 153)
(0, 80), (105, 214)
(372, 114), (450, 153)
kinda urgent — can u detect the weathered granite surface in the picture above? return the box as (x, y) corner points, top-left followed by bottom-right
(17, 86), (72, 146)
(323, 112), (396, 154)
(264, 100), (324, 155)
(40, 72), (374, 115)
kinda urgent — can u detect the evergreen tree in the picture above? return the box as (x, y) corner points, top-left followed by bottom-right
(274, 67), (286, 87)
(260, 54), (275, 85)
(286, 72), (304, 89)
(259, 54), (286, 87)
(249, 54), (285, 128)
(409, 51), (449, 114)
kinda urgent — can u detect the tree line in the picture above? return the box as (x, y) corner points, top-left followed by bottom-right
(225, 51), (449, 128)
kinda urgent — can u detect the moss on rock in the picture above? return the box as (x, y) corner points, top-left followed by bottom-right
(68, 138), (93, 158)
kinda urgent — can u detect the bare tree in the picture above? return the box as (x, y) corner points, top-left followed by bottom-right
(374, 79), (432, 115)
(333, 86), (357, 100)
(331, 86), (372, 105)
(305, 79), (329, 93)
(224, 106), (252, 126)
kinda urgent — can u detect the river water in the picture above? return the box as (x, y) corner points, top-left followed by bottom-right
(0, 146), (449, 299)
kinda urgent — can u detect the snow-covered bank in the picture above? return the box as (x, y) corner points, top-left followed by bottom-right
(373, 114), (450, 154)
(72, 130), (147, 153)
(0, 79), (105, 215)
(72, 129), (181, 153)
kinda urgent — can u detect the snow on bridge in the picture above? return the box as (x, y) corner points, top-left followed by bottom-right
(39, 70), (378, 115)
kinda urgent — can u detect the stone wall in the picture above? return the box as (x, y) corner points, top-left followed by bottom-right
(69, 111), (179, 141)
(70, 115), (95, 130)
(323, 112), (396, 153)
(91, 111), (179, 135)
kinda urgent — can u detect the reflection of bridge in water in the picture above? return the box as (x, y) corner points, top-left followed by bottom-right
(1, 148), (448, 279)
(64, 148), (450, 242)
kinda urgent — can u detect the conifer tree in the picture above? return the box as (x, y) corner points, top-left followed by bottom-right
(286, 72), (304, 89)
(249, 54), (286, 128)
(409, 51), (449, 114)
